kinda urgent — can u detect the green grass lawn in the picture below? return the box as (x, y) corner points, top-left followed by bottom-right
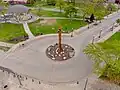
(98, 32), (120, 49)
(0, 23), (26, 42)
(42, 5), (56, 8)
(105, 32), (120, 41)
(29, 19), (87, 36)
(31, 3), (117, 20)
(31, 9), (65, 17)
(31, 8), (113, 21)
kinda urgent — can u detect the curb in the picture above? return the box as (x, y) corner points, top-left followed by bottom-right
(96, 26), (120, 43)
(7, 34), (71, 53)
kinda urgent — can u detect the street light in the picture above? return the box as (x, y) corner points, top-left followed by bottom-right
(71, 29), (74, 37)
(117, 3), (120, 12)
(109, 23), (115, 32)
(98, 29), (102, 38)
(92, 35), (95, 44)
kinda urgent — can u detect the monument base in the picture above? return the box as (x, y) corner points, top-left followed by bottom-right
(46, 43), (75, 61)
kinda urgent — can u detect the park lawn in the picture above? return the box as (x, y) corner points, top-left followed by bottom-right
(42, 5), (56, 8)
(29, 19), (87, 36)
(24, 4), (34, 7)
(31, 4), (117, 20)
(0, 23), (26, 42)
(31, 9), (65, 17)
(98, 32), (120, 50)
(40, 10), (65, 17)
(105, 32), (120, 41)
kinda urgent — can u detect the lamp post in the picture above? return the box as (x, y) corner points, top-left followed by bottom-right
(117, 3), (120, 12)
(111, 23), (114, 31)
(92, 35), (95, 44)
(99, 29), (102, 38)
(71, 29), (74, 37)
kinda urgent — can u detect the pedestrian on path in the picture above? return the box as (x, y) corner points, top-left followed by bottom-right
(88, 24), (90, 29)
(110, 26), (114, 31)
(19, 43), (25, 48)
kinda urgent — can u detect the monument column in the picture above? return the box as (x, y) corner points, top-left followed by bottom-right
(46, 28), (75, 61)
(58, 27), (63, 53)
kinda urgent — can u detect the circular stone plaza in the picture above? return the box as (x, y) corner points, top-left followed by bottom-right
(0, 4), (93, 90)
(0, 31), (93, 90)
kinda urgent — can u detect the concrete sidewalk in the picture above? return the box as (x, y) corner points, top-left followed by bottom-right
(39, 16), (83, 20)
(96, 25), (120, 43)
(23, 22), (34, 39)
(0, 42), (14, 47)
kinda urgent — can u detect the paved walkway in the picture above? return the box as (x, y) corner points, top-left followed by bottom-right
(41, 7), (64, 12)
(0, 50), (5, 57)
(32, 7), (83, 17)
(0, 42), (14, 47)
(39, 16), (83, 20)
(35, 7), (81, 16)
(96, 25), (120, 43)
(0, 14), (39, 24)
(71, 21), (100, 36)
(23, 22), (34, 39)
(2, 73), (120, 90)
(31, 7), (64, 13)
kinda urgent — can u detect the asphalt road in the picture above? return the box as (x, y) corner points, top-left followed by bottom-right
(0, 11), (120, 84)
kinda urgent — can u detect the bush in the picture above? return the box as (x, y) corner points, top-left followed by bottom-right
(116, 19), (120, 25)
(84, 42), (120, 85)
(64, 4), (78, 18)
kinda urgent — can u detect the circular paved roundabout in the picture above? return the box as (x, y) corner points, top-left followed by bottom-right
(0, 35), (93, 84)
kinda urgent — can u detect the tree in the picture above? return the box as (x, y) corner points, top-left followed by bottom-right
(0, 0), (8, 7)
(56, 0), (65, 12)
(81, 2), (94, 20)
(84, 41), (120, 85)
(27, 0), (36, 4)
(107, 3), (117, 14)
(90, 13), (95, 22)
(64, 4), (78, 18)
(0, 0), (4, 5)
(34, 0), (43, 12)
(81, 0), (106, 20)
(66, 0), (75, 5)
(116, 19), (120, 25)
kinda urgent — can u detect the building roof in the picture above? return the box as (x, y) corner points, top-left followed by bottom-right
(7, 5), (29, 13)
